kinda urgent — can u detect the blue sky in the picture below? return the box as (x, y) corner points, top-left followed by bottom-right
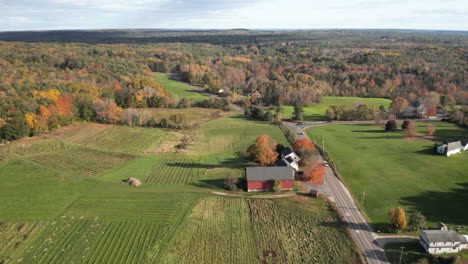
(1, 0), (467, 31)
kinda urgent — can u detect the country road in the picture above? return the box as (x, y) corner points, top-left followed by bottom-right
(284, 121), (391, 264)
(177, 76), (422, 263)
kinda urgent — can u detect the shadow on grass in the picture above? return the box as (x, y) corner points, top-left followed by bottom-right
(400, 182), (468, 226)
(383, 240), (426, 264)
(351, 130), (387, 133)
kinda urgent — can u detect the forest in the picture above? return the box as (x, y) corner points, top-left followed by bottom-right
(0, 29), (467, 141)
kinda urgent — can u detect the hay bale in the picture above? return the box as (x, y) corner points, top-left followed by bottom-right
(121, 177), (141, 187)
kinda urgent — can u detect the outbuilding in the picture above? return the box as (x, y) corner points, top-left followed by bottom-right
(245, 167), (295, 192)
(419, 229), (468, 254)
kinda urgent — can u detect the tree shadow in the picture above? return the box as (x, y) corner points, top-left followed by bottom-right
(400, 182), (468, 226)
(351, 130), (387, 133)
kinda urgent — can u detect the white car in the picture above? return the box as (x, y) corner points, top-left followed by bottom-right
(323, 161), (329, 167)
(298, 132), (304, 135)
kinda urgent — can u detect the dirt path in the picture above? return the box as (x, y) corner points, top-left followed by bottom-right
(211, 191), (297, 199)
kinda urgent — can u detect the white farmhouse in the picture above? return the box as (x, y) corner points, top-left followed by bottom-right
(420, 229), (468, 254)
(276, 147), (301, 171)
(436, 141), (467, 156)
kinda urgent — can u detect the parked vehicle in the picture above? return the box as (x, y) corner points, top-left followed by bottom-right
(323, 161), (329, 167)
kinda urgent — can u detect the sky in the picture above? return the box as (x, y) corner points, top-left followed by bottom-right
(0, 0), (467, 31)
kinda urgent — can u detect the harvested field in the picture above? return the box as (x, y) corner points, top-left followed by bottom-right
(0, 222), (43, 263)
(54, 123), (166, 153)
(164, 196), (360, 264)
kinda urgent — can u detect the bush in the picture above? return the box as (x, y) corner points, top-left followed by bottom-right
(224, 174), (239, 191)
(272, 178), (281, 192)
(385, 120), (398, 132)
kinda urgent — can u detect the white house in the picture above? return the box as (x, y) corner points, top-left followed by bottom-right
(276, 147), (301, 171)
(436, 141), (467, 156)
(419, 228), (468, 254)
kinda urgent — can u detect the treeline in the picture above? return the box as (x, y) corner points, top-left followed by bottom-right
(1, 30), (467, 140)
(0, 42), (230, 141)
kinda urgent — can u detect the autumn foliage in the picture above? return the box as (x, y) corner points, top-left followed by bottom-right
(247, 134), (278, 166)
(293, 138), (315, 153)
(404, 121), (417, 137)
(302, 161), (325, 184)
(426, 123), (436, 136)
(389, 207), (407, 230)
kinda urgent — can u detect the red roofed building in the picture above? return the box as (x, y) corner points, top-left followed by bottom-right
(246, 167), (295, 192)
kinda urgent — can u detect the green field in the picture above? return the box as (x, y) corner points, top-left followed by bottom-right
(307, 122), (468, 229)
(0, 108), (360, 263)
(282, 96), (392, 122)
(154, 73), (209, 102)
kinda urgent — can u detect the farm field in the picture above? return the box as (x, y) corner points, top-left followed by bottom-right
(282, 96), (392, 122)
(4, 108), (344, 263)
(163, 196), (360, 264)
(154, 72), (209, 102)
(53, 123), (167, 154)
(307, 122), (468, 228)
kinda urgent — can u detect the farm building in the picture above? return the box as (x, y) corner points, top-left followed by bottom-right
(247, 91), (261, 98)
(436, 141), (468, 156)
(245, 167), (295, 192)
(419, 228), (468, 254)
(276, 147), (301, 171)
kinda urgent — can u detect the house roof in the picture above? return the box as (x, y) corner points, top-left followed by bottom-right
(421, 230), (465, 243)
(447, 141), (462, 152)
(281, 147), (294, 156)
(246, 167), (294, 181)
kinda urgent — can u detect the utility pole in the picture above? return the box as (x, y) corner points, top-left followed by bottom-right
(398, 247), (405, 264)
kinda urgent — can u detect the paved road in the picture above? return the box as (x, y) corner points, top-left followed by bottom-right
(284, 121), (391, 264)
(286, 119), (442, 263)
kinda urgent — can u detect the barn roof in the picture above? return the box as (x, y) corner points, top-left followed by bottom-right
(246, 167), (294, 181)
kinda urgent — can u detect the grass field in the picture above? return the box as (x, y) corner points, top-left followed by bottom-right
(154, 73), (209, 102)
(54, 123), (167, 154)
(282, 96), (392, 122)
(0, 105), (358, 263)
(307, 122), (468, 229)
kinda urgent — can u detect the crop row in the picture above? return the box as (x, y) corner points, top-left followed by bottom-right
(64, 195), (192, 222)
(145, 159), (199, 184)
(58, 124), (165, 153)
(16, 219), (169, 264)
(31, 148), (133, 177)
(247, 199), (358, 263)
(163, 196), (258, 264)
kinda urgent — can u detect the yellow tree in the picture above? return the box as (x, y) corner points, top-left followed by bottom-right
(254, 134), (278, 166)
(389, 207), (407, 230)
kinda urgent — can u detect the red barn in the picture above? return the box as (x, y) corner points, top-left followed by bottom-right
(246, 167), (295, 192)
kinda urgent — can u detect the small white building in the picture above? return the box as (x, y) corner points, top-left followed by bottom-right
(420, 228), (468, 254)
(276, 147), (301, 171)
(436, 141), (467, 156)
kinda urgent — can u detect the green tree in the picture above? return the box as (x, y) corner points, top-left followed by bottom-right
(272, 178), (281, 192)
(293, 103), (304, 121)
(409, 211), (426, 231)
